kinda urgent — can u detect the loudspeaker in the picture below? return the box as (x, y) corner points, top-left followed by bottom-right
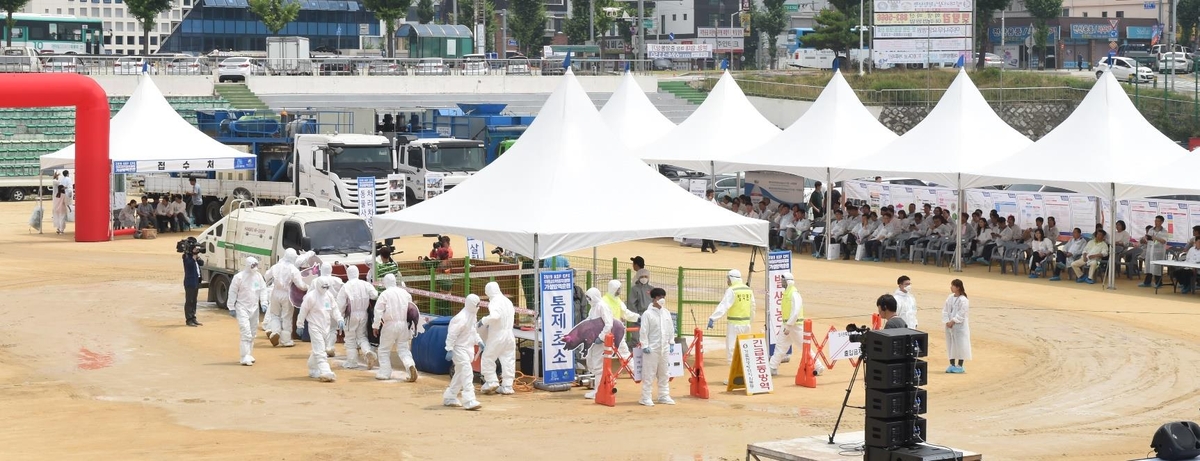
(863, 328), (929, 360)
(865, 359), (928, 390)
(866, 416), (927, 449)
(1152, 421), (1200, 461)
(866, 388), (928, 419)
(865, 445), (965, 461)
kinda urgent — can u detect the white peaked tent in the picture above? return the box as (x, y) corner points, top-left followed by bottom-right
(718, 70), (899, 257)
(639, 71), (781, 173)
(969, 71), (1191, 288)
(599, 71), (676, 149)
(833, 68), (1032, 270)
(372, 70), (768, 260)
(40, 74), (256, 173)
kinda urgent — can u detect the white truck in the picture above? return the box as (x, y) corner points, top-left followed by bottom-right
(0, 177), (51, 202)
(393, 135), (487, 206)
(143, 133), (393, 224)
(195, 204), (375, 308)
(266, 36), (313, 75)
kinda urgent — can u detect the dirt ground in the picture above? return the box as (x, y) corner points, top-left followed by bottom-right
(2, 200), (1197, 461)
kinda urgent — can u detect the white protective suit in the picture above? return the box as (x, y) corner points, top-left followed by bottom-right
(264, 249), (308, 347)
(583, 287), (611, 400)
(443, 294), (483, 410)
(601, 279), (639, 362)
(708, 269), (755, 365)
(297, 279), (343, 382)
(313, 263), (345, 358)
(478, 282), (517, 395)
(767, 274), (825, 376)
(942, 294), (972, 361)
(893, 286), (918, 329)
(336, 265), (378, 369)
(374, 274), (421, 381)
(638, 299), (676, 406)
(228, 257), (267, 366)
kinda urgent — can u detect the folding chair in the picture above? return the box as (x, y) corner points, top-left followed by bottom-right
(921, 239), (944, 266)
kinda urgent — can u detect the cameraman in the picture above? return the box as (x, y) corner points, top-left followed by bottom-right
(876, 294), (907, 329)
(183, 243), (204, 327)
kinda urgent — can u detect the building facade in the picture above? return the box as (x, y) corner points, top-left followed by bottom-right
(22, 0), (195, 54)
(160, 0), (379, 54)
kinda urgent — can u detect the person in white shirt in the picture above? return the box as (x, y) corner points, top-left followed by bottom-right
(864, 213), (897, 261)
(1172, 227), (1200, 294)
(58, 170), (73, 197)
(1070, 229), (1110, 284)
(118, 200), (138, 229)
(702, 190), (718, 253)
(942, 279), (971, 374)
(1139, 216), (1169, 288)
(893, 275), (918, 329)
(847, 214), (872, 260)
(155, 197), (174, 233)
(1050, 228), (1088, 281)
(815, 209), (845, 258)
(170, 195), (190, 231)
(950, 214), (977, 255)
(777, 206), (795, 251)
(972, 218), (1006, 264)
(785, 208), (811, 251)
(1027, 228), (1056, 278)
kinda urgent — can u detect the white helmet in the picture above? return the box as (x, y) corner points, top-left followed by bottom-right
(728, 269), (742, 279)
(782, 272), (793, 282)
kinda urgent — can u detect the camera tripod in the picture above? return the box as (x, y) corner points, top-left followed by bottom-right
(828, 351), (866, 444)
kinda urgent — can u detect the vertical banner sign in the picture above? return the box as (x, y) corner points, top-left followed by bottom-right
(425, 172), (445, 201)
(766, 251), (792, 355)
(386, 174), (406, 213)
(357, 176), (376, 228)
(727, 333), (773, 395)
(466, 237), (486, 260)
(539, 270), (575, 384)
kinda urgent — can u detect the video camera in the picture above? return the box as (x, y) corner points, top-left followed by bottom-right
(491, 246), (505, 255)
(176, 236), (205, 254)
(375, 240), (396, 255)
(845, 323), (871, 344)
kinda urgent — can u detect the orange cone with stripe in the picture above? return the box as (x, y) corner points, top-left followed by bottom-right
(795, 319), (817, 388)
(594, 333), (617, 407)
(689, 327), (709, 399)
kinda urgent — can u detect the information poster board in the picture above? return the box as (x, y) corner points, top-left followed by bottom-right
(386, 174), (406, 213)
(539, 270), (575, 384)
(766, 251), (791, 355)
(728, 333), (773, 395)
(425, 172), (445, 201)
(357, 176), (376, 228)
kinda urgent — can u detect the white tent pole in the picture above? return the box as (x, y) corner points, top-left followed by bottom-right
(1108, 184), (1117, 290)
(592, 246), (598, 284)
(954, 174), (963, 272)
(825, 168), (833, 259)
(533, 234), (542, 384)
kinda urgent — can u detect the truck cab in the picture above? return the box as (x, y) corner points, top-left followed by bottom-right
(196, 204), (375, 308)
(395, 136), (486, 205)
(294, 133), (393, 214)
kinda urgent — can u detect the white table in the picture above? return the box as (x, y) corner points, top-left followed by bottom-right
(1152, 259), (1200, 294)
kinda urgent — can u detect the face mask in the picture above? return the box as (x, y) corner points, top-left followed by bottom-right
(638, 277), (648, 285)
(903, 284), (912, 292)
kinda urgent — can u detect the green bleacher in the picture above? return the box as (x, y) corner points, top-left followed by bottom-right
(0, 95), (232, 177)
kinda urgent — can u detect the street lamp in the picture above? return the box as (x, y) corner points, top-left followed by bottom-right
(858, 0), (864, 75)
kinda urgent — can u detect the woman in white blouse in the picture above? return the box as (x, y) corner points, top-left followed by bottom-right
(942, 279), (971, 374)
(1027, 228), (1055, 278)
(1139, 215), (1169, 288)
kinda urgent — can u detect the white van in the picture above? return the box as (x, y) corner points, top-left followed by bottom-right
(461, 54), (488, 75)
(0, 47), (43, 73)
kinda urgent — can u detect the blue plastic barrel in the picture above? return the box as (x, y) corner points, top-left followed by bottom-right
(412, 316), (453, 375)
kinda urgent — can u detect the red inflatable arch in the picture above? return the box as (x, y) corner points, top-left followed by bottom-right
(1, 74), (110, 242)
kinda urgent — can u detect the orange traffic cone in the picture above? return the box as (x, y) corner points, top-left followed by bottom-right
(594, 333), (617, 407)
(795, 319), (817, 388)
(871, 313), (882, 330)
(689, 327), (709, 399)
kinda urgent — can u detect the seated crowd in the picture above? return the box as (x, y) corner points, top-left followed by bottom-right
(116, 195), (193, 234)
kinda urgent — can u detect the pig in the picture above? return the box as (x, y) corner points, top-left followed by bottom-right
(562, 317), (626, 351)
(407, 302), (423, 336)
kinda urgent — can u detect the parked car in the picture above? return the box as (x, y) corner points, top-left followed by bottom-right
(0, 46), (42, 73)
(318, 57), (353, 75)
(166, 57), (211, 75)
(541, 59), (565, 76)
(1095, 56), (1156, 83)
(217, 57), (262, 82)
(652, 58), (673, 70)
(1152, 44), (1193, 73)
(414, 57), (447, 75)
(461, 54), (489, 75)
(365, 59), (402, 76)
(43, 55), (84, 73)
(505, 59), (531, 75)
(114, 55), (153, 75)
(976, 52), (1003, 68)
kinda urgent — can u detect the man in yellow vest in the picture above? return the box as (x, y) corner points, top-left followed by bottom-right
(603, 279), (640, 362)
(767, 272), (825, 376)
(706, 269), (755, 367)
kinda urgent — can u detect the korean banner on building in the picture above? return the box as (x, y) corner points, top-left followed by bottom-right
(875, 25), (971, 38)
(874, 12), (973, 25)
(540, 270), (576, 385)
(875, 0), (973, 12)
(357, 176), (376, 229)
(766, 251), (791, 355)
(113, 157), (256, 174)
(646, 43), (713, 59)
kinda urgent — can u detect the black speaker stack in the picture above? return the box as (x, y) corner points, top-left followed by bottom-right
(861, 328), (949, 461)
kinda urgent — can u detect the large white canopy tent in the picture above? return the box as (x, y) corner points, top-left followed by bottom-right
(40, 74), (257, 174)
(968, 71), (1192, 288)
(599, 71), (676, 149)
(717, 69), (900, 257)
(639, 71), (781, 174)
(832, 68), (1033, 269)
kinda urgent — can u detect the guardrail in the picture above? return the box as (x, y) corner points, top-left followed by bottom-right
(0, 55), (656, 77)
(694, 76), (1092, 106)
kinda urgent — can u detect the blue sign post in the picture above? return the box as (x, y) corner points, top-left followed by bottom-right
(668, 32), (675, 42)
(539, 270), (575, 385)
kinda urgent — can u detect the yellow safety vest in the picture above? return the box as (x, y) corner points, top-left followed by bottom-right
(727, 282), (753, 325)
(781, 284), (802, 322)
(603, 294), (622, 320)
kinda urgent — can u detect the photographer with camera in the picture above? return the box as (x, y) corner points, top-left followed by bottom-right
(180, 238), (205, 327)
(876, 294), (907, 329)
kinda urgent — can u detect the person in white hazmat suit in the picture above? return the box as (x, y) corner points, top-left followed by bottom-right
(638, 287), (675, 406)
(264, 248), (308, 347)
(582, 287), (613, 400)
(374, 274), (422, 382)
(767, 273), (824, 376)
(337, 265), (378, 369)
(893, 275), (918, 329)
(707, 269), (755, 367)
(601, 279), (640, 361)
(444, 294), (484, 410)
(228, 256), (267, 366)
(477, 282), (517, 395)
(297, 278), (344, 382)
(313, 262), (345, 358)
(942, 279), (971, 374)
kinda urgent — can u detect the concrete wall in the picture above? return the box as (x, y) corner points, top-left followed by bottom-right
(246, 75), (658, 95)
(90, 75), (216, 97)
(747, 95), (884, 128)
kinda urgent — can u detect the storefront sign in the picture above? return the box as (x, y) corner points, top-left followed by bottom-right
(876, 25), (971, 38)
(1071, 23), (1118, 40)
(874, 12), (973, 25)
(1127, 26), (1155, 39)
(875, 0), (973, 12)
(646, 43), (713, 58)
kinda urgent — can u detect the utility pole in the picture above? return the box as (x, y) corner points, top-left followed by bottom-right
(501, 9), (508, 57)
(475, 0), (485, 54)
(589, 0), (595, 43)
(858, 0), (864, 75)
(637, 0), (645, 70)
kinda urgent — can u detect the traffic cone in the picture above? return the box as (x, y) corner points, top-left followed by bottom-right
(871, 313), (882, 330)
(594, 333), (617, 407)
(689, 327), (709, 399)
(795, 319), (817, 388)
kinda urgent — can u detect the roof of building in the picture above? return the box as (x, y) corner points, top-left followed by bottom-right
(397, 24), (473, 38)
(203, 0), (362, 11)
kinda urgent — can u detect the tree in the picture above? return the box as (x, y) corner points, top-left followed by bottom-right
(126, 0), (173, 55)
(247, 0), (301, 35)
(1179, 0), (1200, 48)
(364, 0), (413, 57)
(564, 0), (615, 45)
(805, 8), (856, 68)
(457, 0), (498, 52)
(1024, 0), (1062, 69)
(0, 0), (30, 47)
(417, 0), (435, 24)
(974, 0), (1012, 69)
(754, 0), (788, 69)
(507, 0), (546, 56)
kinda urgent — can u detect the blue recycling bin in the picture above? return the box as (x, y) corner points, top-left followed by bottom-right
(412, 316), (454, 375)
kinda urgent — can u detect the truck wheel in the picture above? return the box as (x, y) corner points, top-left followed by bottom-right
(8, 188), (25, 201)
(210, 273), (230, 309)
(232, 187), (253, 202)
(205, 201), (223, 223)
